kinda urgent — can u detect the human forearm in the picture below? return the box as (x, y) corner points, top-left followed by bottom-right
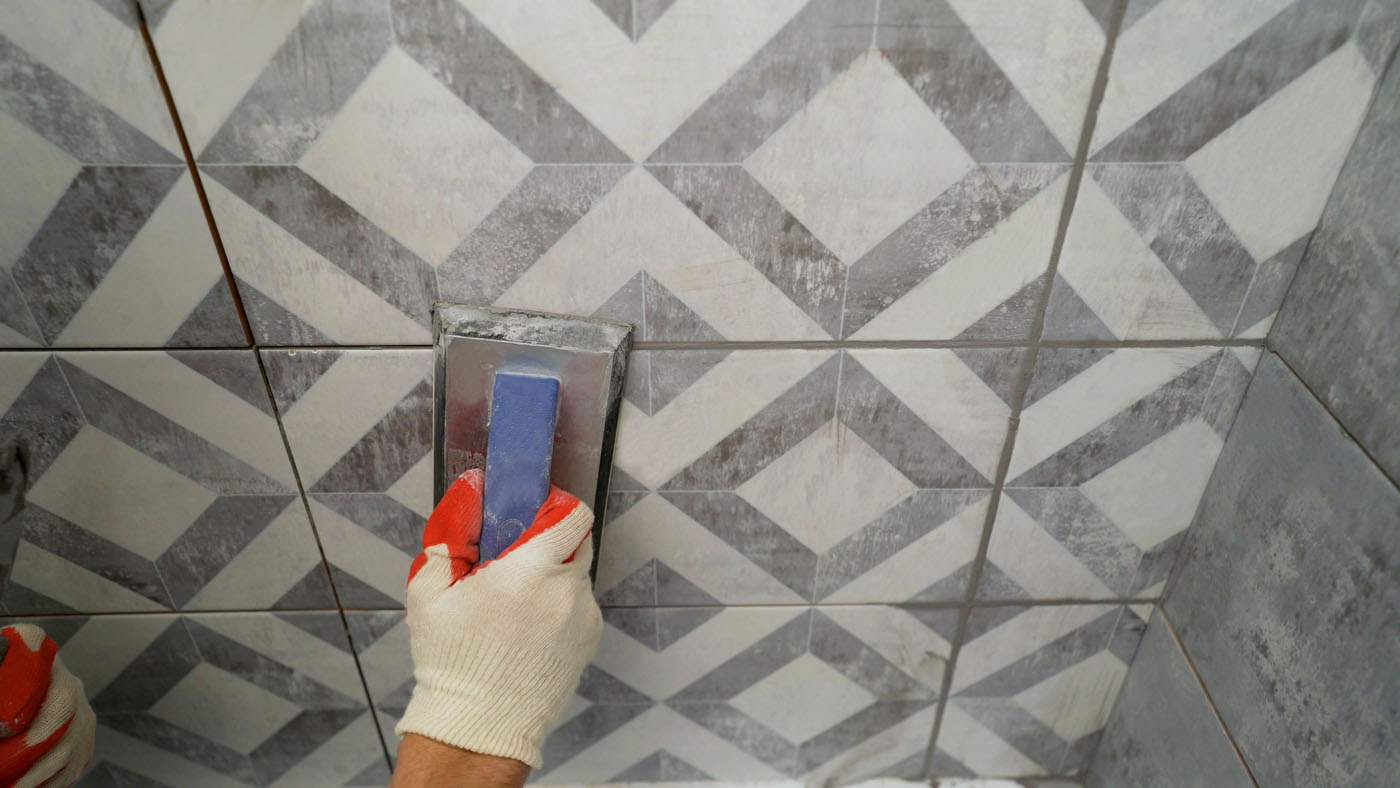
(389, 734), (529, 788)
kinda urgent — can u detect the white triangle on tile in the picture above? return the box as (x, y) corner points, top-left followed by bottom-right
(745, 51), (975, 263)
(1091, 0), (1294, 152)
(946, 0), (1105, 153)
(1186, 42), (1376, 262)
(461, 0), (806, 160)
(1079, 418), (1223, 551)
(1056, 178), (1219, 339)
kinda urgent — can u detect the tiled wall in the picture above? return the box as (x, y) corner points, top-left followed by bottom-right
(0, 0), (1390, 785)
(1087, 15), (1400, 787)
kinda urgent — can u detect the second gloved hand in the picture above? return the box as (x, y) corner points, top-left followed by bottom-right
(396, 469), (602, 768)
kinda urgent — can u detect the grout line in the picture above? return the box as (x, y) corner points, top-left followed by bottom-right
(136, 5), (254, 349)
(920, 0), (1129, 777)
(1159, 607), (1262, 787)
(871, 0), (881, 48)
(0, 338), (1268, 354)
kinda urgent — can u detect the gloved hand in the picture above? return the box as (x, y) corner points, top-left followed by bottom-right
(0, 625), (95, 788)
(396, 469), (602, 768)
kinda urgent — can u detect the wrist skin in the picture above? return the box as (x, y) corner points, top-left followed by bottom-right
(390, 733), (530, 788)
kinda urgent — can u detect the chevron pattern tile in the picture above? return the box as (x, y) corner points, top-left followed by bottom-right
(9, 612), (390, 787)
(0, 0), (242, 348)
(260, 348), (433, 608)
(978, 347), (1260, 603)
(0, 350), (334, 615)
(600, 348), (1017, 605)
(348, 604), (954, 783)
(1045, 0), (1383, 340)
(933, 604), (1147, 778)
(134, 0), (1110, 344)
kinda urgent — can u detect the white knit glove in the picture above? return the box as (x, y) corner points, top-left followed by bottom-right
(396, 469), (602, 768)
(0, 624), (96, 788)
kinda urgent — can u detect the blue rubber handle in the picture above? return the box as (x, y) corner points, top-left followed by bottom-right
(481, 371), (559, 561)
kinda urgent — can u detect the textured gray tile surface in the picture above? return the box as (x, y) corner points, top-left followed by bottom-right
(0, 612), (389, 787)
(0, 351), (333, 615)
(1085, 612), (1252, 788)
(1272, 44), (1400, 481)
(1165, 353), (1400, 787)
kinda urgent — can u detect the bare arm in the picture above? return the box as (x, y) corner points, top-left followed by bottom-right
(390, 734), (529, 788)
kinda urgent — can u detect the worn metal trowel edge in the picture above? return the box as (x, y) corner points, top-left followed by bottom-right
(431, 302), (633, 580)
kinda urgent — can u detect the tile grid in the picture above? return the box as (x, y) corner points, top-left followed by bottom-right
(128, 2), (397, 771)
(918, 0), (1129, 778)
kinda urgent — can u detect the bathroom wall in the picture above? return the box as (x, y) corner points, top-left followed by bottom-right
(1087, 17), (1399, 787)
(0, 0), (1390, 784)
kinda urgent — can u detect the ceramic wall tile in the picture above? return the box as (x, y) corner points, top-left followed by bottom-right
(1045, 0), (1383, 340)
(979, 347), (1258, 602)
(1164, 354), (1400, 787)
(600, 349), (1015, 606)
(1085, 611), (1252, 788)
(0, 350), (333, 615)
(1272, 41), (1400, 480)
(2, 612), (389, 786)
(141, 0), (1109, 344)
(261, 348), (432, 607)
(0, 0), (242, 348)
(933, 605), (1146, 778)
(349, 605), (952, 784)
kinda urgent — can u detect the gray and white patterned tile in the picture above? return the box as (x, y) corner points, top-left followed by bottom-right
(1085, 611), (1253, 788)
(349, 605), (951, 783)
(1164, 354), (1400, 787)
(1047, 0), (1383, 340)
(261, 349), (433, 608)
(0, 350), (334, 615)
(1272, 40), (1400, 480)
(600, 349), (1013, 606)
(934, 605), (1147, 778)
(0, 0), (242, 348)
(2, 612), (390, 787)
(979, 347), (1258, 602)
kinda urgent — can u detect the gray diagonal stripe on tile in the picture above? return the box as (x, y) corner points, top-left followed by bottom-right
(439, 165), (629, 302)
(260, 348), (344, 412)
(16, 505), (171, 609)
(154, 495), (301, 608)
(648, 0), (875, 163)
(640, 274), (726, 345)
(199, 0), (393, 163)
(796, 700), (934, 774)
(668, 609), (811, 702)
(0, 271), (43, 345)
(661, 493), (818, 601)
(998, 488), (1142, 596)
(1094, 0), (1363, 161)
(667, 702), (798, 772)
(879, 0), (1069, 161)
(953, 274), (1047, 342)
(172, 352), (276, 418)
(634, 0), (682, 39)
(57, 358), (292, 494)
(645, 346), (730, 416)
(237, 281), (337, 346)
(310, 379), (432, 492)
(165, 283), (246, 348)
(949, 697), (1068, 773)
(0, 356), (84, 478)
(203, 166), (436, 327)
(649, 165), (846, 338)
(391, 0), (627, 162)
(610, 749), (712, 782)
(11, 167), (181, 343)
(656, 606), (721, 649)
(0, 37), (177, 163)
(810, 611), (934, 700)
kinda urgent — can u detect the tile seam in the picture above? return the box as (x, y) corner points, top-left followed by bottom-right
(920, 0), (1130, 777)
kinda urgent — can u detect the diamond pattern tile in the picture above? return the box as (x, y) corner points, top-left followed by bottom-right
(0, 350), (334, 615)
(0, 1), (242, 348)
(5, 613), (390, 787)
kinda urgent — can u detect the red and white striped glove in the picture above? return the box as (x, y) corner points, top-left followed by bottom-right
(0, 625), (95, 788)
(396, 469), (602, 768)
